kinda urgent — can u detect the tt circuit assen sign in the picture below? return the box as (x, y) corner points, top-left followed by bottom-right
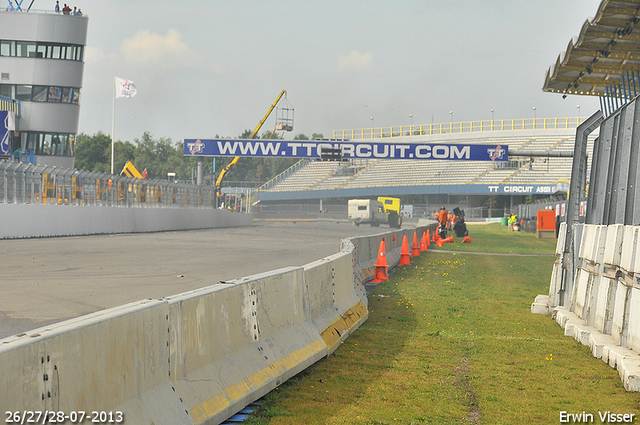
(184, 139), (508, 161)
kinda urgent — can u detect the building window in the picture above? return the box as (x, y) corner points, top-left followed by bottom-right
(48, 86), (62, 102)
(32, 85), (48, 102)
(20, 132), (75, 156)
(15, 85), (32, 101)
(0, 84), (81, 104)
(0, 39), (83, 61)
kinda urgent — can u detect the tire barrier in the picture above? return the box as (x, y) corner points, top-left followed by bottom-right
(0, 223), (436, 424)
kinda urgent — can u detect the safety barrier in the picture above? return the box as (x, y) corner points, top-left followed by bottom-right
(0, 161), (218, 209)
(532, 101), (640, 391)
(0, 203), (253, 238)
(533, 223), (640, 391)
(0, 224), (436, 424)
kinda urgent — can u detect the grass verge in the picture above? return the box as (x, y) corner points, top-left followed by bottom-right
(245, 223), (640, 424)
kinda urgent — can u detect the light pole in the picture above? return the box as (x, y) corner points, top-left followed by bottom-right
(409, 114), (413, 126)
(370, 116), (374, 137)
(532, 106), (536, 128)
(491, 109), (494, 121)
(449, 111), (453, 123)
(577, 105), (580, 123)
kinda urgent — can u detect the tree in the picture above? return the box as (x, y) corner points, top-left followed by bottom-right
(74, 132), (110, 172)
(113, 140), (136, 174)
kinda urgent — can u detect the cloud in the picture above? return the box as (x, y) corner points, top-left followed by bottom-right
(84, 46), (117, 66)
(120, 29), (191, 65)
(336, 50), (374, 75)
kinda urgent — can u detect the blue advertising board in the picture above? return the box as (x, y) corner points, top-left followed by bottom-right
(183, 139), (508, 161)
(0, 111), (12, 156)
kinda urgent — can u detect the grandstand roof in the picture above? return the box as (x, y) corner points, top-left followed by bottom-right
(543, 0), (640, 97)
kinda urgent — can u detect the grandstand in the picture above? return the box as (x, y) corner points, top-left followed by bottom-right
(257, 124), (594, 203)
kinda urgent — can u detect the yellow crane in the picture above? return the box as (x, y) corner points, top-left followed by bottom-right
(215, 90), (293, 198)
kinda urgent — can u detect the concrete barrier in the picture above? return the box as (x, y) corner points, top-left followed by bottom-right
(0, 204), (252, 239)
(0, 223), (435, 423)
(534, 222), (640, 391)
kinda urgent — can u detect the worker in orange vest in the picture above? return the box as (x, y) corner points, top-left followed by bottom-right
(438, 206), (448, 238)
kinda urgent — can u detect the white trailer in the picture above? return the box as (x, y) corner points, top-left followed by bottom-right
(348, 199), (387, 227)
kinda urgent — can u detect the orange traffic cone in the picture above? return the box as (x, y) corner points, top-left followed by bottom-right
(436, 239), (444, 247)
(411, 232), (420, 257)
(442, 236), (454, 244)
(371, 238), (388, 283)
(419, 231), (428, 252)
(426, 229), (431, 246)
(432, 230), (438, 243)
(462, 236), (471, 244)
(399, 235), (411, 266)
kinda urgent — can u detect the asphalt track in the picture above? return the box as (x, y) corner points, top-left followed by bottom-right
(0, 220), (388, 340)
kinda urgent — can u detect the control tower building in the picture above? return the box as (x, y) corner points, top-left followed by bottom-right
(0, 2), (88, 168)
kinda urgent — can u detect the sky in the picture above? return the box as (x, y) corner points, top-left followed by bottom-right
(71, 0), (603, 144)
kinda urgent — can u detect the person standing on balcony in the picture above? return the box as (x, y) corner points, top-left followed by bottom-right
(55, 1), (60, 12)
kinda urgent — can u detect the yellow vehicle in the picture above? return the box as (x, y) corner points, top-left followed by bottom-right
(215, 90), (293, 198)
(347, 196), (402, 228)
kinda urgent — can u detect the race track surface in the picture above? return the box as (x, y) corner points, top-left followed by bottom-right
(0, 220), (388, 339)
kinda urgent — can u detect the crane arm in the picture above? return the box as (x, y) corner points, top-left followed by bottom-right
(215, 90), (288, 198)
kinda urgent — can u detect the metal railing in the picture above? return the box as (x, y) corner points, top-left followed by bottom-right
(333, 117), (583, 140)
(0, 95), (21, 117)
(0, 161), (218, 208)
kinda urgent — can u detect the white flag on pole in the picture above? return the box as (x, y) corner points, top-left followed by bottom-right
(115, 77), (137, 98)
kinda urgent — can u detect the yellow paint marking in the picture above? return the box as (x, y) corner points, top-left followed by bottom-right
(190, 339), (326, 424)
(319, 301), (368, 352)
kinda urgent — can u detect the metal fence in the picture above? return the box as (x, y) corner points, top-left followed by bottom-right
(333, 116), (583, 140)
(0, 161), (218, 208)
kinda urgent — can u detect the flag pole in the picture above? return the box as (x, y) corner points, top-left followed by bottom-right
(111, 76), (115, 175)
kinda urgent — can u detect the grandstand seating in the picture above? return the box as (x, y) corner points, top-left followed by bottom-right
(261, 134), (595, 193)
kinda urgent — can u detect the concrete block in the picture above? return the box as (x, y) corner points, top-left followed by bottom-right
(612, 281), (631, 346)
(556, 222), (567, 256)
(619, 356), (640, 392)
(547, 262), (563, 308)
(594, 276), (616, 334)
(554, 306), (573, 328)
(572, 268), (591, 319)
(633, 231), (640, 274)
(584, 271), (600, 328)
(626, 288), (640, 353)
(603, 344), (636, 369)
(594, 225), (608, 265)
(589, 332), (617, 359)
(579, 224), (597, 262)
(621, 226), (640, 273)
(0, 299), (170, 414)
(115, 382), (193, 425)
(562, 313), (589, 345)
(603, 224), (625, 267)
(303, 256), (340, 321)
(531, 295), (550, 315)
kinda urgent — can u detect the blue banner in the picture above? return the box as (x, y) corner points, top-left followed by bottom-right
(0, 111), (11, 156)
(183, 139), (508, 161)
